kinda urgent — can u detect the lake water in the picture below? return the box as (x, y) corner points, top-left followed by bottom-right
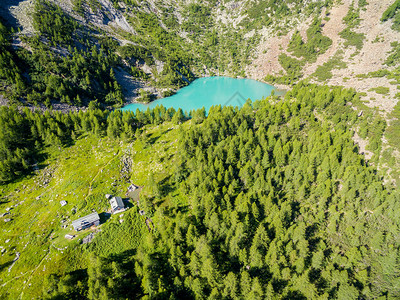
(121, 77), (277, 113)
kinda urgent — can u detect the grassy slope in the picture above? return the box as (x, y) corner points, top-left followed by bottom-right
(0, 120), (182, 299)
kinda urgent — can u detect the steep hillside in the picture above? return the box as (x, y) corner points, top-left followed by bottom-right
(3, 0), (399, 185)
(0, 0), (330, 108)
(1, 0), (399, 115)
(250, 0), (400, 114)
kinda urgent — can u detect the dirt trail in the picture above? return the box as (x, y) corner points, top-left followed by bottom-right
(18, 247), (51, 299)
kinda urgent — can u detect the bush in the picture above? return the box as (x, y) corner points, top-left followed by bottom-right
(381, 0), (400, 22)
(340, 28), (365, 49)
(339, 6), (365, 49)
(313, 51), (347, 81)
(287, 18), (332, 62)
(136, 89), (153, 103)
(368, 86), (390, 95)
(278, 53), (304, 80)
(385, 42), (400, 66)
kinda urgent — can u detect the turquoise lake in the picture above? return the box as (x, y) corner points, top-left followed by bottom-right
(121, 77), (277, 113)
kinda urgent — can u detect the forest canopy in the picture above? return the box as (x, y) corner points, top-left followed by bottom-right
(2, 83), (399, 299)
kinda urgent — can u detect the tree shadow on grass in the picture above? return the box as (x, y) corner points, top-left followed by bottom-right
(147, 134), (162, 145)
(122, 198), (135, 209)
(99, 212), (111, 224)
(159, 175), (176, 196)
(282, 291), (307, 300)
(0, 260), (13, 273)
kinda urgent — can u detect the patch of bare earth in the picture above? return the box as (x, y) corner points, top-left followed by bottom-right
(246, 16), (312, 89)
(353, 130), (373, 160)
(324, 0), (400, 113)
(302, 1), (351, 76)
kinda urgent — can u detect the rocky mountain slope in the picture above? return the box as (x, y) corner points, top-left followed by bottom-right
(249, 0), (400, 114)
(0, 0), (398, 114)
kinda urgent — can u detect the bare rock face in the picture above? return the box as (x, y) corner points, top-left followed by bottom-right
(75, 0), (136, 34)
(0, 0), (26, 27)
(0, 0), (36, 35)
(100, 0), (134, 32)
(0, 94), (9, 107)
(114, 68), (145, 103)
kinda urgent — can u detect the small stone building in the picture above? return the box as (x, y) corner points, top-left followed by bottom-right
(110, 196), (125, 214)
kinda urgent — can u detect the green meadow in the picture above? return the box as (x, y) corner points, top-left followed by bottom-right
(0, 121), (181, 299)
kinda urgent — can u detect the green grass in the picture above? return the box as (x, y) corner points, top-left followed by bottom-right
(368, 86), (390, 95)
(0, 121), (181, 299)
(385, 42), (400, 66)
(84, 206), (147, 257)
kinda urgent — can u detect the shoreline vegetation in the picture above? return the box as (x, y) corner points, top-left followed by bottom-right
(123, 76), (286, 109)
(0, 75), (289, 114)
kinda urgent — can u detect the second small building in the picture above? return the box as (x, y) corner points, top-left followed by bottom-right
(110, 196), (125, 214)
